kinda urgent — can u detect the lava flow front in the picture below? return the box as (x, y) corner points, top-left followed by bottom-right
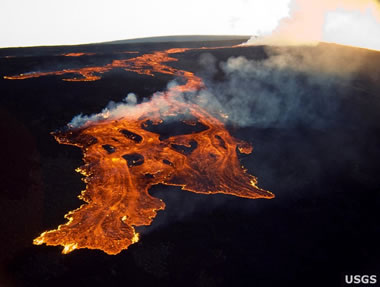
(24, 47), (274, 255)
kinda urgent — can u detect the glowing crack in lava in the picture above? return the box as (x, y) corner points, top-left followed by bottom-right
(20, 47), (274, 254)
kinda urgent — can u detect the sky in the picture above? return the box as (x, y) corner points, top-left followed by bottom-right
(0, 0), (291, 48)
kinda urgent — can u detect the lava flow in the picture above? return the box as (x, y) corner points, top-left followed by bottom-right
(28, 47), (274, 255)
(4, 48), (194, 82)
(62, 52), (96, 57)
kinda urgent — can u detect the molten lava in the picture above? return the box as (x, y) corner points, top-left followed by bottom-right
(4, 48), (196, 82)
(21, 46), (274, 255)
(62, 52), (96, 57)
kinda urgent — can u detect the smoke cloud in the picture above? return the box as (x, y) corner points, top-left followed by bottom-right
(194, 44), (369, 129)
(68, 92), (169, 128)
(245, 0), (380, 50)
(62, 41), (378, 235)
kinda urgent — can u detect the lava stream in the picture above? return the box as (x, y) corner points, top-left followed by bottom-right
(4, 48), (197, 82)
(62, 52), (96, 57)
(26, 46), (274, 255)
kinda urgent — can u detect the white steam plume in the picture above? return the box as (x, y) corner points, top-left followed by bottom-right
(245, 0), (380, 51)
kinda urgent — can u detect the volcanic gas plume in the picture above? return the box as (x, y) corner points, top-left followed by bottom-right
(14, 47), (274, 255)
(246, 0), (380, 51)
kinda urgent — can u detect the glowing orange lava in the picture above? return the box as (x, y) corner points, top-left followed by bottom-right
(62, 52), (96, 57)
(4, 48), (197, 82)
(26, 46), (273, 254)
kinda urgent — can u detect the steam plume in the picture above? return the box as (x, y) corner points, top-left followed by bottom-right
(195, 42), (374, 129)
(246, 0), (380, 51)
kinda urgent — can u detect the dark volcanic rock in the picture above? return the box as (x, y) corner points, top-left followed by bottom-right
(0, 39), (379, 287)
